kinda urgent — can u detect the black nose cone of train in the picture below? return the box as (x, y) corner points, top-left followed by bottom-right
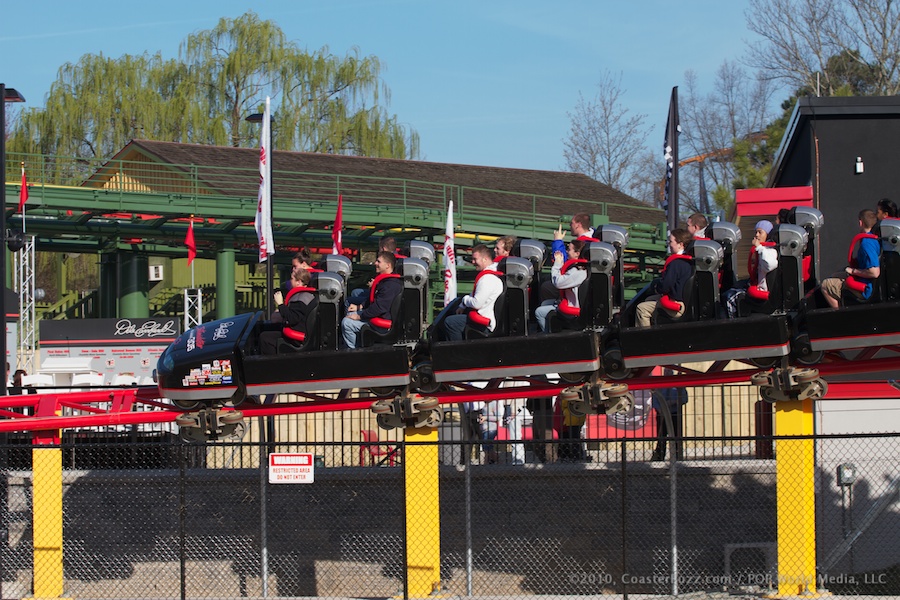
(156, 312), (261, 403)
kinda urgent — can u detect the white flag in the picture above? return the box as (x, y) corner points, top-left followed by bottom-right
(255, 96), (275, 263)
(443, 200), (457, 306)
(331, 194), (343, 255)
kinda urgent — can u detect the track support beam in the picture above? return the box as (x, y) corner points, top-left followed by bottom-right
(773, 398), (819, 597)
(403, 427), (441, 597)
(29, 447), (71, 600)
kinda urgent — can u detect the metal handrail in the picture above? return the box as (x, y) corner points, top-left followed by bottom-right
(6, 151), (662, 229)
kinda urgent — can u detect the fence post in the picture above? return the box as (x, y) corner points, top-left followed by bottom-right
(620, 439), (627, 598)
(179, 443), (187, 600)
(32, 445), (66, 598)
(403, 427), (440, 597)
(774, 398), (817, 596)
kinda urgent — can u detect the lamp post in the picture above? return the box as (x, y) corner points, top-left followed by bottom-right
(245, 110), (275, 317)
(0, 85), (26, 397)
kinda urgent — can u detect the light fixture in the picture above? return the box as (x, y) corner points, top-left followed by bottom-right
(2, 88), (25, 103)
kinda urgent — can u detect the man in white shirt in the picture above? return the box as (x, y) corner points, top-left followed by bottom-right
(439, 244), (503, 340)
(570, 213), (596, 240)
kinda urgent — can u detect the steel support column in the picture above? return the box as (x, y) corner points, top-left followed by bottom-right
(118, 250), (149, 318)
(216, 244), (236, 319)
(404, 427), (441, 597)
(774, 398), (819, 597)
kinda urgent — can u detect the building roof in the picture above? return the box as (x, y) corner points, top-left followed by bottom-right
(768, 95), (900, 187)
(109, 139), (662, 226)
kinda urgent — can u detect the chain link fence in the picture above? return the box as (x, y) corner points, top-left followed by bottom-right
(0, 428), (897, 598)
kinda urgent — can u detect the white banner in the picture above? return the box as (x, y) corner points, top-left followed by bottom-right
(255, 96), (275, 263)
(443, 200), (457, 306)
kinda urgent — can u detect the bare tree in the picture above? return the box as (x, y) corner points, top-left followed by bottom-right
(627, 148), (665, 210)
(843, 0), (900, 94)
(745, 0), (900, 96)
(563, 71), (653, 199)
(677, 63), (776, 215)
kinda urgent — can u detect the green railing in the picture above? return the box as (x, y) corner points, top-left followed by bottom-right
(41, 290), (99, 320)
(8, 151), (665, 242)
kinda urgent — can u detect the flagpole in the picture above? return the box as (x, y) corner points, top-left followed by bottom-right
(19, 163), (27, 234)
(1, 84), (27, 396)
(190, 216), (195, 289)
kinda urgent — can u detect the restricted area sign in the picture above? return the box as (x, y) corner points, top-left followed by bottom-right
(268, 453), (315, 484)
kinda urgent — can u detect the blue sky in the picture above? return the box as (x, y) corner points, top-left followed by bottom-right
(1, 0), (763, 172)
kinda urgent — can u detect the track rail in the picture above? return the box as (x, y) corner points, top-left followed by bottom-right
(0, 342), (897, 435)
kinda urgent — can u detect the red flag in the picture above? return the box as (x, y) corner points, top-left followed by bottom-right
(18, 165), (28, 213)
(185, 219), (197, 265)
(331, 194), (343, 255)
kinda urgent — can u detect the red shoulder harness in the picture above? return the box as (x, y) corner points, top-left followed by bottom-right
(284, 285), (315, 302)
(847, 233), (878, 266)
(560, 258), (587, 275)
(368, 273), (402, 303)
(662, 253), (692, 273)
(474, 269), (502, 285)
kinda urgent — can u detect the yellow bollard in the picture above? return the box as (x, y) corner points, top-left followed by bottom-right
(29, 446), (69, 600)
(403, 427), (441, 598)
(773, 398), (819, 597)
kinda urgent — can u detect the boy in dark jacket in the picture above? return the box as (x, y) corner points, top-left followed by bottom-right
(636, 228), (693, 327)
(260, 268), (317, 354)
(341, 251), (402, 348)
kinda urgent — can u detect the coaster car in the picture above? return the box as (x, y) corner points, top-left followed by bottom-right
(801, 218), (900, 352)
(606, 220), (802, 375)
(156, 248), (434, 406)
(429, 238), (610, 384)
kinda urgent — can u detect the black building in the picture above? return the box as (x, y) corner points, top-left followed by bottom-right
(768, 96), (900, 274)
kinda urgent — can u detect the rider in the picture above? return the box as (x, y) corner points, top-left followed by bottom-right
(341, 251), (403, 348)
(635, 228), (693, 327)
(873, 197), (898, 235)
(438, 244), (503, 341)
(494, 235), (517, 265)
(535, 239), (588, 332)
(687, 213), (709, 239)
(260, 268), (317, 354)
(542, 213), (597, 301)
(721, 220), (778, 318)
(820, 209), (881, 308)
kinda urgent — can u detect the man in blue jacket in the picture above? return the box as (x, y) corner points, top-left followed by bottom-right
(820, 209), (881, 308)
(341, 252), (403, 348)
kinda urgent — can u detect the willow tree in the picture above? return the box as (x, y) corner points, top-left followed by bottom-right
(8, 11), (419, 163)
(9, 52), (194, 163)
(182, 13), (419, 156)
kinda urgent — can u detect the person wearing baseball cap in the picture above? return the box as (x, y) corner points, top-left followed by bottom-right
(720, 220), (778, 318)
